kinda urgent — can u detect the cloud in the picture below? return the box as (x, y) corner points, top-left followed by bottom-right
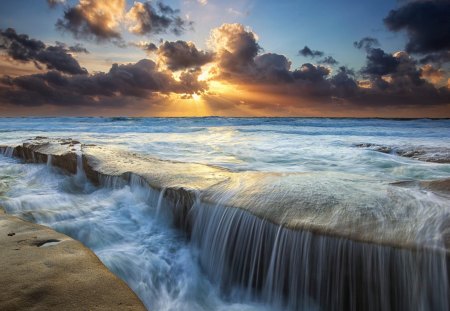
(0, 59), (206, 107)
(353, 37), (380, 51)
(157, 40), (214, 71)
(55, 0), (191, 44)
(56, 0), (125, 44)
(209, 23), (260, 75)
(292, 63), (330, 82)
(419, 51), (450, 65)
(421, 64), (445, 84)
(299, 46), (338, 66)
(299, 46), (324, 58)
(360, 48), (400, 77)
(329, 66), (359, 98)
(355, 47), (450, 105)
(132, 41), (159, 53)
(384, 0), (450, 53)
(65, 43), (89, 54)
(1, 23), (449, 115)
(318, 56), (339, 65)
(254, 53), (293, 82)
(0, 28), (88, 75)
(204, 24), (449, 109)
(126, 1), (193, 36)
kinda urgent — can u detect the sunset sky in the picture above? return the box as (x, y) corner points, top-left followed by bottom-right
(0, 0), (449, 117)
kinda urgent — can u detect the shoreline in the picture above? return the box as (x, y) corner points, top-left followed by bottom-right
(0, 208), (146, 311)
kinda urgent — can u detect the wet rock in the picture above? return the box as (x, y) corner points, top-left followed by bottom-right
(421, 178), (450, 195)
(356, 143), (450, 163)
(0, 210), (146, 310)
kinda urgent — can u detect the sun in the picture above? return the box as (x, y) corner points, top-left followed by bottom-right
(192, 93), (201, 101)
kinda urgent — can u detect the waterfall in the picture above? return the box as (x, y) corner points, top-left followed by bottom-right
(2, 146), (15, 157)
(188, 202), (450, 311)
(46, 154), (52, 167)
(74, 144), (86, 183)
(156, 187), (167, 217)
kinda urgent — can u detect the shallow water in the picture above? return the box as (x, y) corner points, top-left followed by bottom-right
(1, 117), (449, 179)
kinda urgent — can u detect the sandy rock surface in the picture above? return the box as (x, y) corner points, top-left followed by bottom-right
(0, 209), (146, 311)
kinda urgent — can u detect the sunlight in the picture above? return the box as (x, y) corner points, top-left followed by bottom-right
(192, 93), (201, 101)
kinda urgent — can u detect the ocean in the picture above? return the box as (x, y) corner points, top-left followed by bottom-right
(0, 117), (449, 310)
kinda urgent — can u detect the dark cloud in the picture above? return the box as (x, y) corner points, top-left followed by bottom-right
(209, 23), (261, 75)
(299, 46), (324, 58)
(419, 51), (450, 65)
(329, 67), (359, 98)
(36, 45), (88, 75)
(131, 41), (158, 53)
(66, 43), (89, 54)
(384, 1), (450, 53)
(299, 46), (338, 66)
(56, 0), (125, 44)
(356, 40), (437, 98)
(318, 56), (339, 65)
(0, 28), (45, 61)
(292, 63), (330, 82)
(126, 1), (193, 36)
(355, 48), (450, 105)
(360, 48), (400, 76)
(254, 53), (294, 82)
(0, 28), (87, 75)
(0, 59), (206, 107)
(157, 2), (178, 15)
(353, 37), (380, 51)
(157, 40), (214, 71)
(146, 43), (158, 52)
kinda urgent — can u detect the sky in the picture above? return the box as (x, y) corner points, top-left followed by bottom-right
(0, 0), (449, 117)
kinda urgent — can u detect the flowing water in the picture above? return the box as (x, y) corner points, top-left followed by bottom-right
(0, 156), (276, 311)
(0, 117), (450, 310)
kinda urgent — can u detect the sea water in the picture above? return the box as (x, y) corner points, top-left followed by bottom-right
(0, 117), (449, 310)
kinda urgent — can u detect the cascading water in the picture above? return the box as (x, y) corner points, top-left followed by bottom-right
(74, 143), (86, 183)
(3, 146), (14, 158)
(188, 202), (449, 311)
(46, 154), (52, 167)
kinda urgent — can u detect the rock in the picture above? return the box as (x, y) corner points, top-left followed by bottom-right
(355, 143), (450, 163)
(0, 209), (146, 311)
